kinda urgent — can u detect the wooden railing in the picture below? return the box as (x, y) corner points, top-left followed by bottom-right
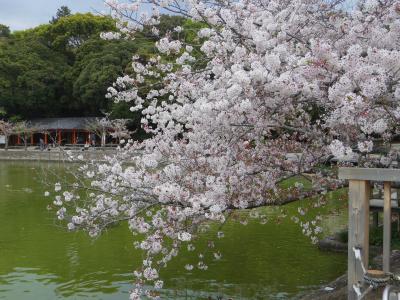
(339, 167), (400, 300)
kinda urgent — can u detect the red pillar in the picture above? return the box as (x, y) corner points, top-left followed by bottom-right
(30, 134), (33, 145)
(58, 130), (61, 145)
(44, 133), (48, 144)
(73, 129), (76, 144)
(17, 134), (21, 145)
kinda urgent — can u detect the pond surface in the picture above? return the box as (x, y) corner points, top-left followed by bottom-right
(0, 161), (347, 299)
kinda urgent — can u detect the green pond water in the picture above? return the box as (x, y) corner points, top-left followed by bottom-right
(0, 161), (347, 299)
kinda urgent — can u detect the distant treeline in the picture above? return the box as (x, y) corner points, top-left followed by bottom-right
(0, 7), (188, 124)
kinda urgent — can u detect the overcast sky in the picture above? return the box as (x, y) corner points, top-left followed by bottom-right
(0, 0), (107, 31)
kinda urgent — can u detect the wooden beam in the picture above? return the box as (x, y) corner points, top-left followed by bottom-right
(383, 182), (391, 272)
(348, 180), (370, 300)
(339, 167), (400, 182)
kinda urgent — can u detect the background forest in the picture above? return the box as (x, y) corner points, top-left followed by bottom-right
(0, 7), (190, 137)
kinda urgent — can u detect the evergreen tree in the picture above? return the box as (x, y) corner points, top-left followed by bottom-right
(50, 6), (72, 24)
(0, 24), (10, 38)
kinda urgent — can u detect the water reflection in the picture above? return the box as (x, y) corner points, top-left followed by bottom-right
(0, 161), (347, 299)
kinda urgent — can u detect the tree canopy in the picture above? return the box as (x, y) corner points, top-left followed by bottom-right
(0, 24), (10, 38)
(44, 13), (116, 53)
(0, 11), (191, 125)
(69, 37), (139, 115)
(0, 36), (70, 118)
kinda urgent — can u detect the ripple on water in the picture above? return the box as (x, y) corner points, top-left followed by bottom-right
(0, 268), (132, 299)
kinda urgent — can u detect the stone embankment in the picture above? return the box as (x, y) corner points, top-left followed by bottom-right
(0, 148), (116, 162)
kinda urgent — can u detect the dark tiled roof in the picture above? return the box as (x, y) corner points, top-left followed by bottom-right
(29, 117), (99, 130)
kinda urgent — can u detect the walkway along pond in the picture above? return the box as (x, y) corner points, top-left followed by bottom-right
(0, 161), (347, 299)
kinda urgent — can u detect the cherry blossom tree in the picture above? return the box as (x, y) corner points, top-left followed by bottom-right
(86, 117), (132, 145)
(109, 118), (132, 143)
(13, 121), (36, 151)
(0, 120), (14, 150)
(86, 116), (112, 146)
(48, 0), (400, 298)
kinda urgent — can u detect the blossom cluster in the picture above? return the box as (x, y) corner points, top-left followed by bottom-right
(52, 0), (400, 298)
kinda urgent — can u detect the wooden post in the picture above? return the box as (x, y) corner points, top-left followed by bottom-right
(58, 130), (61, 145)
(338, 168), (400, 299)
(44, 133), (47, 145)
(17, 134), (20, 145)
(73, 129), (76, 144)
(102, 131), (106, 147)
(348, 180), (370, 300)
(30, 133), (33, 145)
(383, 182), (391, 273)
